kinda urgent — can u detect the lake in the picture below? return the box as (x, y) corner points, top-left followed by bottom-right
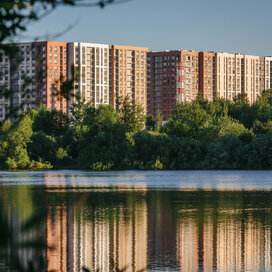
(0, 170), (272, 272)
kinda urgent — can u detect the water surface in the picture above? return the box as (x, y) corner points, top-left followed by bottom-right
(1, 170), (272, 272)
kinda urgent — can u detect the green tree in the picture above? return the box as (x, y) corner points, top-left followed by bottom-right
(32, 107), (70, 136)
(233, 93), (249, 104)
(253, 120), (272, 135)
(78, 105), (129, 169)
(163, 102), (211, 138)
(228, 102), (256, 129)
(0, 114), (52, 169)
(159, 136), (203, 170)
(245, 132), (272, 169)
(131, 131), (167, 169)
(116, 96), (145, 133)
(145, 114), (156, 131)
(201, 136), (244, 170)
(28, 131), (58, 163)
(69, 96), (91, 126)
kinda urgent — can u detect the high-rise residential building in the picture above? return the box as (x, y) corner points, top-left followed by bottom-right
(147, 50), (180, 120)
(148, 49), (272, 120)
(0, 41), (148, 120)
(214, 53), (266, 104)
(0, 41), (68, 120)
(43, 41), (68, 113)
(147, 50), (209, 121)
(199, 52), (215, 102)
(264, 57), (272, 90)
(214, 52), (240, 101)
(67, 42), (110, 110)
(110, 45), (148, 113)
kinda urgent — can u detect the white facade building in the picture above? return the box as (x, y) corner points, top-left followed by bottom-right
(264, 56), (272, 90)
(67, 42), (110, 110)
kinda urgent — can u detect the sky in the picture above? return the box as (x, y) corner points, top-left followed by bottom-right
(20, 0), (272, 56)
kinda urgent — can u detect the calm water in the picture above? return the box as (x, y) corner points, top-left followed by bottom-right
(1, 170), (272, 272)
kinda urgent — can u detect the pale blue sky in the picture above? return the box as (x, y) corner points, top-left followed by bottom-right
(21, 0), (272, 56)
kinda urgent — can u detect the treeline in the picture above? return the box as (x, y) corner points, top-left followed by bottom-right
(1, 91), (272, 170)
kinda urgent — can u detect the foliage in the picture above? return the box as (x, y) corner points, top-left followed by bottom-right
(69, 96), (90, 126)
(116, 96), (145, 133)
(32, 107), (70, 136)
(3, 89), (272, 170)
(78, 105), (130, 169)
(163, 102), (211, 138)
(244, 133), (272, 169)
(145, 114), (156, 131)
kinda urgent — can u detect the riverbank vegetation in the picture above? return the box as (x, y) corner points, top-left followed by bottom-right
(2, 91), (272, 170)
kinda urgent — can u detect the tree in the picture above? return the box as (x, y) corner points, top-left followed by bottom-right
(28, 131), (58, 163)
(116, 96), (145, 133)
(0, 114), (52, 169)
(69, 96), (91, 126)
(252, 120), (272, 135)
(32, 107), (70, 136)
(163, 102), (211, 138)
(245, 133), (272, 169)
(82, 105), (120, 134)
(131, 131), (167, 169)
(228, 96), (257, 129)
(201, 136), (244, 170)
(233, 93), (249, 104)
(145, 114), (156, 131)
(78, 105), (130, 169)
(159, 135), (203, 170)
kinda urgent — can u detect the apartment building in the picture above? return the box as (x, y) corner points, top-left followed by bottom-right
(110, 45), (148, 113)
(147, 50), (206, 120)
(0, 41), (148, 120)
(265, 57), (272, 90)
(214, 53), (266, 104)
(0, 41), (68, 120)
(199, 52), (215, 102)
(67, 42), (110, 110)
(148, 49), (272, 120)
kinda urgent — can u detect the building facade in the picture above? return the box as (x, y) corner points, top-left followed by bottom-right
(0, 41), (148, 120)
(264, 57), (272, 90)
(67, 42), (110, 110)
(214, 53), (266, 104)
(147, 50), (211, 121)
(110, 45), (148, 113)
(199, 52), (215, 102)
(148, 50), (272, 120)
(0, 41), (68, 120)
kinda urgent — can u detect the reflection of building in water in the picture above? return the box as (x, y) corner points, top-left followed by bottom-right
(217, 211), (271, 271)
(148, 198), (177, 270)
(202, 215), (214, 272)
(176, 215), (199, 271)
(243, 216), (270, 271)
(176, 207), (272, 272)
(46, 205), (68, 272)
(217, 213), (242, 271)
(72, 194), (147, 272)
(112, 202), (147, 272)
(43, 173), (148, 272)
(73, 208), (110, 272)
(44, 173), (71, 272)
(176, 212), (214, 272)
